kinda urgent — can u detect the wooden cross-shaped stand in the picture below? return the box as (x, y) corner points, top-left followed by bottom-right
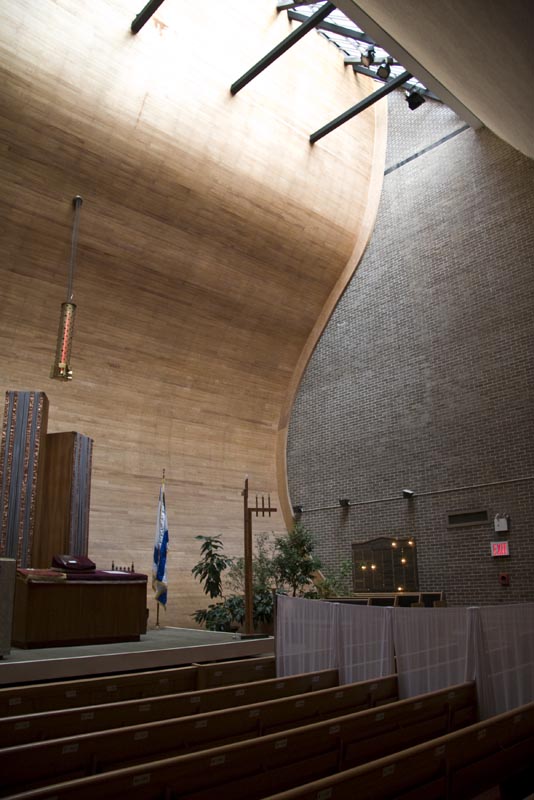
(242, 477), (277, 635)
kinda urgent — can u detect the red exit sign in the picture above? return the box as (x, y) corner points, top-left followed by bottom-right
(491, 541), (509, 557)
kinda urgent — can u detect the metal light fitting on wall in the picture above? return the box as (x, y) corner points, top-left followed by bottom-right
(50, 195), (83, 381)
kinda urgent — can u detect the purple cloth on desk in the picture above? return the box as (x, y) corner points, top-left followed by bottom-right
(17, 569), (147, 583)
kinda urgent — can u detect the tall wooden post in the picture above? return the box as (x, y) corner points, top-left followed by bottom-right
(243, 478), (253, 635)
(242, 477), (276, 636)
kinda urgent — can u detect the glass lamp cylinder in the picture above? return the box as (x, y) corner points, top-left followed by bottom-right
(50, 301), (76, 380)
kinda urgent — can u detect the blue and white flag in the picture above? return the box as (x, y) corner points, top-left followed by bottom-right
(152, 483), (169, 608)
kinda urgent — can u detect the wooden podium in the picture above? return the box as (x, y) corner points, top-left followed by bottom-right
(12, 571), (148, 648)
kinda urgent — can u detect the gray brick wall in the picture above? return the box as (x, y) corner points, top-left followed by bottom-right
(287, 91), (534, 606)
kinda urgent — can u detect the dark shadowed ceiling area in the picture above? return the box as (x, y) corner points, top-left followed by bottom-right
(333, 0), (534, 159)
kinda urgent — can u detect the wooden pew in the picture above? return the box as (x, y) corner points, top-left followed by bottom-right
(0, 655), (275, 717)
(0, 675), (399, 793)
(259, 701), (534, 800)
(336, 591), (446, 608)
(447, 703), (534, 798)
(0, 665), (198, 717)
(0, 682), (477, 799)
(0, 668), (340, 746)
(194, 655), (275, 689)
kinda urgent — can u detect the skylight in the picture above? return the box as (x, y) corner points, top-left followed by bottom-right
(280, 2), (437, 99)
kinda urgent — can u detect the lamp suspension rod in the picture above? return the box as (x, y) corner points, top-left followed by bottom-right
(131, 0), (166, 34)
(230, 2), (335, 95)
(66, 196), (83, 303)
(310, 70), (411, 144)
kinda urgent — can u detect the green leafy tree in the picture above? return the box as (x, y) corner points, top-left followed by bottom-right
(192, 525), (323, 631)
(273, 522), (321, 596)
(192, 603), (233, 632)
(191, 535), (234, 599)
(226, 533), (277, 595)
(314, 559), (353, 598)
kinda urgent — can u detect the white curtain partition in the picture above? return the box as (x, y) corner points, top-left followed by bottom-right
(276, 594), (338, 676)
(392, 606), (473, 699)
(275, 597), (534, 718)
(336, 603), (394, 684)
(471, 603), (534, 719)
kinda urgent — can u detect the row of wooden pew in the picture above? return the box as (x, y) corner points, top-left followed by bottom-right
(0, 672), (402, 793)
(0, 663), (343, 746)
(264, 703), (534, 800)
(0, 654), (532, 799)
(0, 654), (277, 717)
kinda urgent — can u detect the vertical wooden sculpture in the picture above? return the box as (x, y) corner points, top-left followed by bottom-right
(0, 391), (49, 567)
(34, 432), (93, 567)
(242, 477), (276, 635)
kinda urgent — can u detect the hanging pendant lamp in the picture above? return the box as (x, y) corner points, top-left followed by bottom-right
(50, 195), (83, 381)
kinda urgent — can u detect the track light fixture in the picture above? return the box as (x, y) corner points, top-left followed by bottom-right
(51, 195), (83, 381)
(405, 88), (425, 110)
(339, 498), (351, 508)
(376, 58), (392, 80)
(292, 504), (304, 515)
(402, 489), (415, 499)
(361, 47), (375, 68)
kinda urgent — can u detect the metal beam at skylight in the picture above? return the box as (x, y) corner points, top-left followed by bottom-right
(285, 2), (435, 97)
(288, 10), (376, 45)
(277, 0), (320, 9)
(232, 2), (335, 94)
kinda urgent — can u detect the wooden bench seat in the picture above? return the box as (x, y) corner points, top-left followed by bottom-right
(0, 655), (275, 717)
(261, 701), (534, 800)
(194, 655), (275, 689)
(334, 592), (446, 608)
(0, 668), (339, 746)
(0, 665), (197, 717)
(0, 682), (476, 799)
(0, 675), (399, 794)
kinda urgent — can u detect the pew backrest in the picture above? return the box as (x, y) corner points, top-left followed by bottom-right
(194, 655), (275, 689)
(0, 675), (399, 793)
(0, 665), (198, 717)
(0, 668), (339, 746)
(260, 701), (534, 800)
(0, 655), (277, 717)
(0, 681), (479, 800)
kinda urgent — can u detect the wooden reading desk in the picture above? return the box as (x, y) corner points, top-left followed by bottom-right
(12, 569), (148, 648)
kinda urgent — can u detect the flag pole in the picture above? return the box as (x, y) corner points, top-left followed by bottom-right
(155, 468), (166, 630)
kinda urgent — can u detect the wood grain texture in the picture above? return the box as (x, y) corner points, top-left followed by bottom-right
(12, 578), (147, 647)
(35, 432), (93, 567)
(0, 0), (385, 625)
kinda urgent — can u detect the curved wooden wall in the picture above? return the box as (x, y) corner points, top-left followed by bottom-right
(0, 0), (385, 626)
